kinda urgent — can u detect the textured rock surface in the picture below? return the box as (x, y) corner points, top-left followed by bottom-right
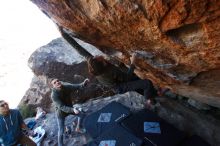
(20, 38), (112, 111)
(31, 0), (220, 108)
(19, 75), (52, 112)
(25, 92), (146, 146)
(28, 38), (103, 77)
(155, 98), (220, 146)
(24, 92), (220, 146)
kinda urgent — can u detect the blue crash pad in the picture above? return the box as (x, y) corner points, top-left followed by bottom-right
(85, 124), (143, 146)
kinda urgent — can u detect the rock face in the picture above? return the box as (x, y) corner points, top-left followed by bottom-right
(28, 38), (103, 77)
(20, 38), (112, 111)
(19, 75), (52, 112)
(21, 37), (220, 145)
(155, 97), (220, 146)
(30, 0), (220, 108)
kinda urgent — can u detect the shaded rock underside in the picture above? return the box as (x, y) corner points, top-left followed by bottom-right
(30, 0), (220, 108)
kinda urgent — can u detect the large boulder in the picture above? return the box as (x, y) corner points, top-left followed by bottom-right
(30, 0), (220, 108)
(19, 38), (112, 111)
(28, 37), (103, 77)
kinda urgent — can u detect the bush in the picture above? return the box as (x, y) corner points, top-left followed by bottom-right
(18, 104), (36, 119)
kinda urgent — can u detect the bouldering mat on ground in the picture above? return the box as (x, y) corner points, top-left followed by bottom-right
(83, 101), (131, 138)
(121, 109), (186, 146)
(85, 124), (143, 146)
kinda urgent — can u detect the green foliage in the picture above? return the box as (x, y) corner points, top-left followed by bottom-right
(18, 104), (35, 119)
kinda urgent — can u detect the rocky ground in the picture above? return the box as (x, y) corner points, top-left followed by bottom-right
(24, 91), (220, 146)
(25, 92), (146, 146)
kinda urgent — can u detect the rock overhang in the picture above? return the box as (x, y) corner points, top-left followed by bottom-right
(30, 0), (220, 108)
